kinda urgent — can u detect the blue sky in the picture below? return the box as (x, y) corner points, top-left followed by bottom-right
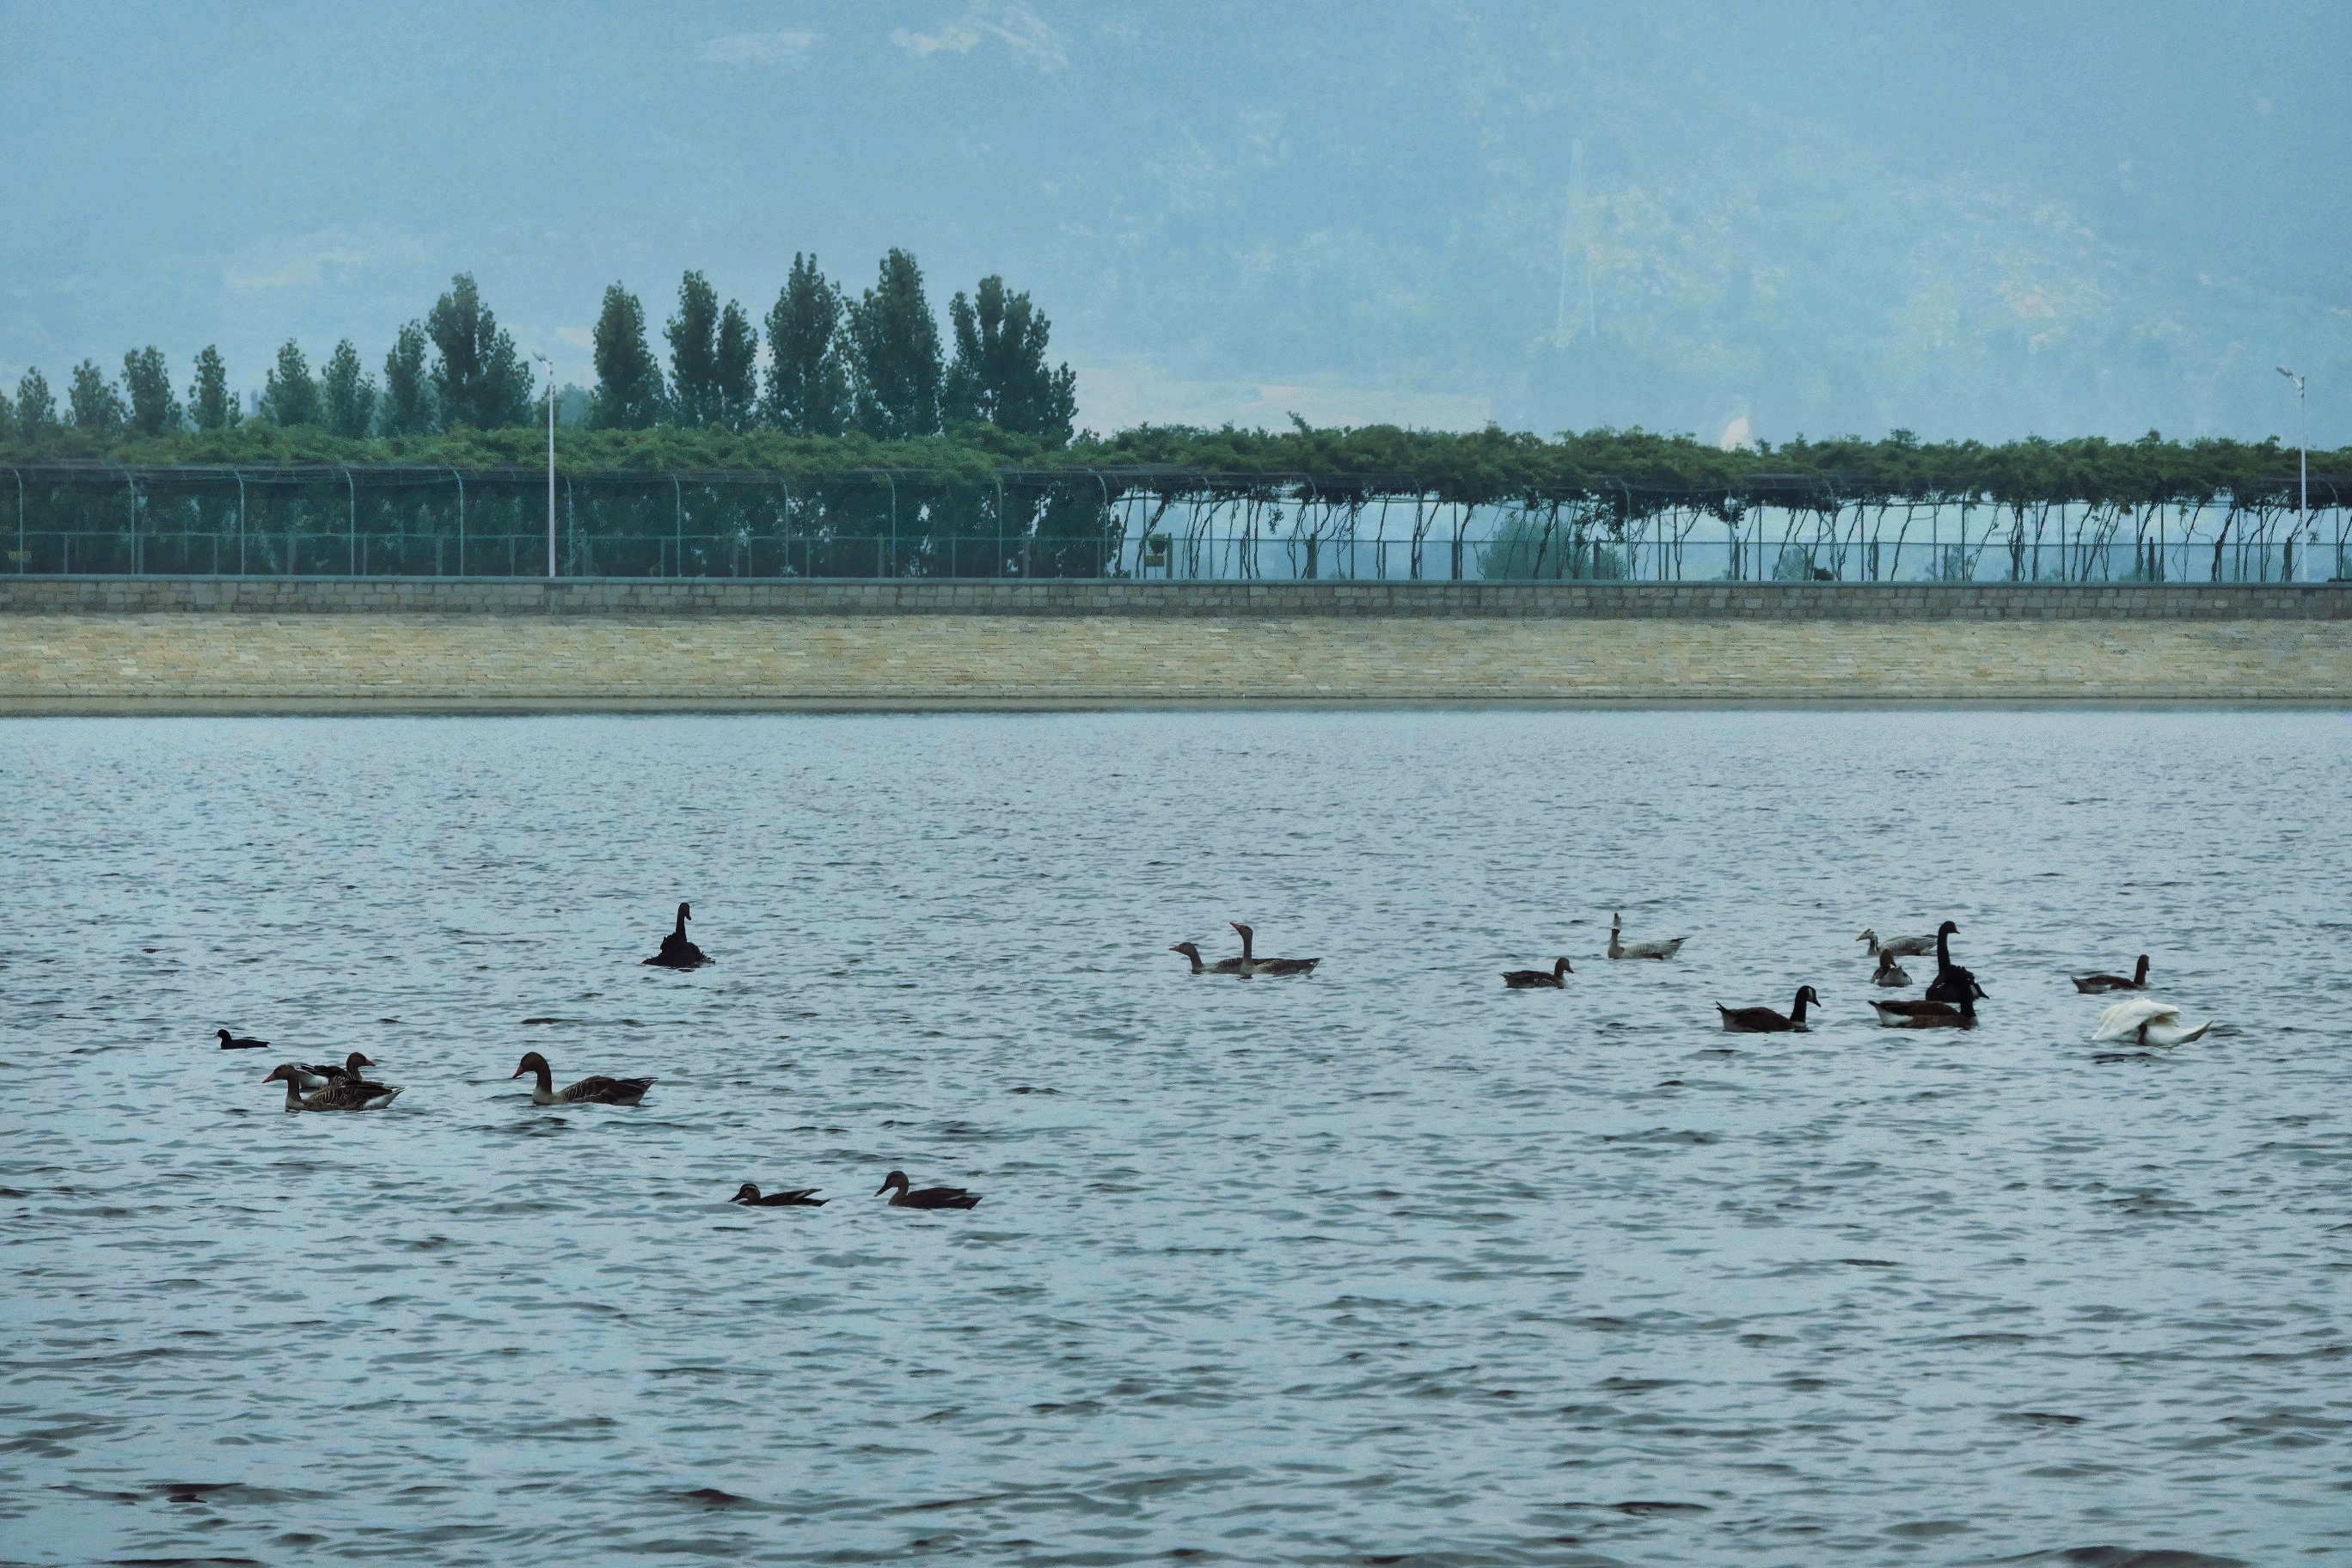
(3, 0), (2346, 444)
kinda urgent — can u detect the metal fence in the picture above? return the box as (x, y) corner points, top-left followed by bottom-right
(5, 462), (2348, 584)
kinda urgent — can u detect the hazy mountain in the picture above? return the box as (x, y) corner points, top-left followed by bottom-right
(3, 1), (2343, 445)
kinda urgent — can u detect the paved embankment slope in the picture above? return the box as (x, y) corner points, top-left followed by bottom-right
(3, 579), (2347, 709)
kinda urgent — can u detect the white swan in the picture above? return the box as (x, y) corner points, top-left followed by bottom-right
(2092, 998), (2214, 1047)
(1608, 912), (1685, 961)
(1857, 928), (1937, 958)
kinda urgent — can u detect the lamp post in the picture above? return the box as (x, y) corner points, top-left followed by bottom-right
(2277, 365), (2307, 580)
(532, 352), (556, 579)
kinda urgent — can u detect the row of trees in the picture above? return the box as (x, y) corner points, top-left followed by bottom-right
(0, 273), (532, 444)
(585, 251), (1075, 444)
(0, 252), (1077, 451)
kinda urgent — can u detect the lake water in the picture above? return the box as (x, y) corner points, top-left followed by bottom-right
(2, 710), (2346, 1566)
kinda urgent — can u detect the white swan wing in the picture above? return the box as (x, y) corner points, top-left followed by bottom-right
(2092, 998), (2180, 1042)
(2142, 1016), (2214, 1046)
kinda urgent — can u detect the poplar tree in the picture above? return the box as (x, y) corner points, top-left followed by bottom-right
(188, 346), (239, 431)
(426, 273), (533, 429)
(69, 360), (126, 432)
(260, 340), (321, 426)
(761, 254), (849, 436)
(122, 346), (181, 435)
(319, 340), (377, 438)
(846, 248), (942, 440)
(665, 271), (722, 428)
(714, 301), (758, 433)
(15, 368), (56, 440)
(943, 276), (1078, 446)
(380, 324), (434, 436)
(589, 283), (665, 429)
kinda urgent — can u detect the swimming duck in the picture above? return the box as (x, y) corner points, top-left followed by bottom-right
(291, 1051), (377, 1091)
(1169, 940), (1246, 975)
(1231, 922), (1320, 977)
(1502, 957), (1572, 989)
(511, 1050), (654, 1106)
(1608, 912), (1685, 960)
(1716, 985), (1819, 1033)
(2091, 997), (2214, 1046)
(1885, 989), (1979, 1029)
(730, 1182), (826, 1207)
(262, 1063), (404, 1112)
(1871, 980), (1986, 1027)
(1857, 928), (1938, 959)
(877, 1171), (981, 1210)
(643, 902), (709, 970)
(1871, 951), (1912, 988)
(217, 1028), (269, 1050)
(2073, 955), (2151, 994)
(1924, 921), (1979, 1004)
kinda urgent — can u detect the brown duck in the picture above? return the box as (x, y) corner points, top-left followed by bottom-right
(1169, 940), (1246, 974)
(262, 1063), (403, 1112)
(877, 1171), (981, 1210)
(1502, 958), (1572, 989)
(730, 1182), (826, 1207)
(511, 1050), (654, 1106)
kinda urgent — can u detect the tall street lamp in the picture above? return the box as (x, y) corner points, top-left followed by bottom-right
(532, 352), (556, 579)
(2277, 365), (2307, 580)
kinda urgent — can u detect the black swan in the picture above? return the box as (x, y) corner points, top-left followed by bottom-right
(511, 1050), (654, 1106)
(1231, 922), (1320, 977)
(1717, 986), (1819, 1033)
(643, 902), (710, 970)
(1924, 921), (1981, 1005)
(2073, 955), (2151, 994)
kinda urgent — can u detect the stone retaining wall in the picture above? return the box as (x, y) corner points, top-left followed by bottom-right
(3, 576), (2347, 619)
(4, 610), (2348, 710)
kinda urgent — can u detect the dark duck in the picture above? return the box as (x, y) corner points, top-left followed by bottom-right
(877, 1171), (982, 1210)
(644, 902), (709, 970)
(1501, 957), (1572, 989)
(730, 1182), (826, 1207)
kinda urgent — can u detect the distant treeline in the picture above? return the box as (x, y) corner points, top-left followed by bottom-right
(0, 249), (1075, 450)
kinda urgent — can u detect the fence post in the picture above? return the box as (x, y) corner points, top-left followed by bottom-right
(9, 466), (21, 574)
(233, 468), (246, 576)
(121, 465), (138, 576)
(672, 475), (683, 579)
(450, 469), (465, 577)
(885, 472), (897, 579)
(343, 465), (356, 577)
(995, 476), (1005, 579)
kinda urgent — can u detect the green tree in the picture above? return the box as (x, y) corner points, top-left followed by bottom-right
(260, 340), (321, 426)
(590, 283), (666, 429)
(15, 368), (56, 439)
(943, 275), (1077, 446)
(68, 359), (126, 433)
(760, 253), (849, 436)
(0, 383), (13, 442)
(188, 346), (239, 431)
(381, 322), (434, 436)
(122, 346), (181, 435)
(846, 248), (942, 440)
(319, 340), (377, 438)
(665, 270), (722, 428)
(426, 273), (534, 429)
(714, 301), (758, 433)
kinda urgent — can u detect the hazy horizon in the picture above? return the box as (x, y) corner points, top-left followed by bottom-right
(4, 1), (2346, 446)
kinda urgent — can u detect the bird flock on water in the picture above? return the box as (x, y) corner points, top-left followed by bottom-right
(216, 901), (2220, 1211)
